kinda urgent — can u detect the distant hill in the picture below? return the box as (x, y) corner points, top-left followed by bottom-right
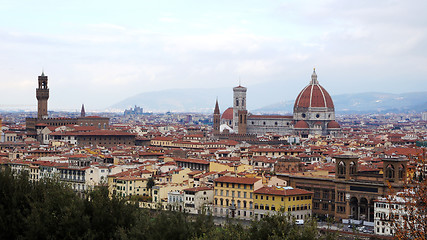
(109, 88), (231, 113)
(253, 92), (427, 114)
(110, 89), (427, 114)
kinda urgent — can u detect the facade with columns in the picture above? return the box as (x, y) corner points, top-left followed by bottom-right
(213, 69), (341, 137)
(277, 154), (408, 222)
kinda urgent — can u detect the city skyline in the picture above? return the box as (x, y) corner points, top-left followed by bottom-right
(1, 1), (426, 111)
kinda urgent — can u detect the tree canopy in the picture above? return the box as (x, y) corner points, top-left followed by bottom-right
(0, 168), (336, 240)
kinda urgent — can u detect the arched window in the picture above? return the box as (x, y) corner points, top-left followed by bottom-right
(236, 99), (239, 106)
(398, 164), (405, 180)
(350, 161), (357, 175)
(338, 161), (346, 176)
(386, 165), (395, 180)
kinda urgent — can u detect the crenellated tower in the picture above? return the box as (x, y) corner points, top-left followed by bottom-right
(36, 71), (49, 119)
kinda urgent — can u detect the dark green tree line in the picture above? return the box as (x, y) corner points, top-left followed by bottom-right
(0, 168), (336, 240)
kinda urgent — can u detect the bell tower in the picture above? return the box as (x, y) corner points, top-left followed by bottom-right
(335, 153), (359, 180)
(213, 99), (220, 135)
(36, 71), (49, 119)
(232, 85), (247, 134)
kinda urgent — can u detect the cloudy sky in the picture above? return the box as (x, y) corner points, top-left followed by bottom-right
(0, 0), (426, 111)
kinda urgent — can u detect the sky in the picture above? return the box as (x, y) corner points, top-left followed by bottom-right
(0, 0), (426, 111)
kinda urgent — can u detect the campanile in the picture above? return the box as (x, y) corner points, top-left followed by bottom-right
(36, 72), (49, 119)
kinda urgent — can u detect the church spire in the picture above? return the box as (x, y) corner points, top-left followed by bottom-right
(81, 104), (86, 118)
(310, 68), (318, 85)
(214, 98), (220, 114)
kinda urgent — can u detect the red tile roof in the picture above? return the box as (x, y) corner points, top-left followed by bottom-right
(254, 186), (313, 196)
(221, 107), (233, 120)
(214, 176), (260, 185)
(183, 187), (213, 192)
(294, 120), (309, 129)
(294, 83), (334, 109)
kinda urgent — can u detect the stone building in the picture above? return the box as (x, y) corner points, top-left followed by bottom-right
(26, 72), (110, 140)
(277, 154), (408, 222)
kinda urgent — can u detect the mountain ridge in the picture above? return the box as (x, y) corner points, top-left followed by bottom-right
(109, 89), (427, 114)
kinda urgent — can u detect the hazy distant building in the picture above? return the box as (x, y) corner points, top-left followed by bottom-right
(422, 112), (427, 121)
(124, 105), (144, 116)
(26, 72), (109, 139)
(214, 69), (341, 137)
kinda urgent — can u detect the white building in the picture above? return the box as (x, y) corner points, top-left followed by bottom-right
(167, 190), (184, 211)
(374, 192), (422, 237)
(183, 187), (214, 214)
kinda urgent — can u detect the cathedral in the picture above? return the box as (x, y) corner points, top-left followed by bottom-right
(213, 69), (341, 138)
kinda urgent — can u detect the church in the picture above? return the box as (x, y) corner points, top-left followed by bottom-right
(213, 69), (341, 137)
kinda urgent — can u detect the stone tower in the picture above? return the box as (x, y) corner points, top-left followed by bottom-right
(36, 72), (49, 119)
(383, 157), (408, 185)
(81, 104), (86, 118)
(213, 99), (220, 134)
(335, 154), (359, 180)
(232, 85), (247, 134)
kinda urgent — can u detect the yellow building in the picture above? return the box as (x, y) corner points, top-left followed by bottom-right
(110, 176), (150, 198)
(171, 168), (193, 184)
(209, 162), (253, 174)
(253, 186), (313, 221)
(213, 176), (262, 220)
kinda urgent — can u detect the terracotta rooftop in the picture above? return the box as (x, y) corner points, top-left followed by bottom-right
(254, 186), (313, 196)
(214, 176), (260, 185)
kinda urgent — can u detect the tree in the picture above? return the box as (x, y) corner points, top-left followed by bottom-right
(389, 150), (427, 240)
(147, 177), (155, 190)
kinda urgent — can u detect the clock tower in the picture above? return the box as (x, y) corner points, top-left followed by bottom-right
(36, 72), (49, 119)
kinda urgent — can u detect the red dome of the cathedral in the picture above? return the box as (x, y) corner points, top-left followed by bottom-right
(221, 107), (234, 120)
(294, 120), (309, 129)
(294, 69), (334, 110)
(327, 120), (340, 129)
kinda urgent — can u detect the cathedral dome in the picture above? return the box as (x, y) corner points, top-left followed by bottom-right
(294, 120), (309, 129)
(221, 107), (233, 120)
(294, 69), (334, 110)
(327, 120), (340, 129)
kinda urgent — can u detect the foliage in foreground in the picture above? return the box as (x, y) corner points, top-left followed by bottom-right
(0, 168), (336, 240)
